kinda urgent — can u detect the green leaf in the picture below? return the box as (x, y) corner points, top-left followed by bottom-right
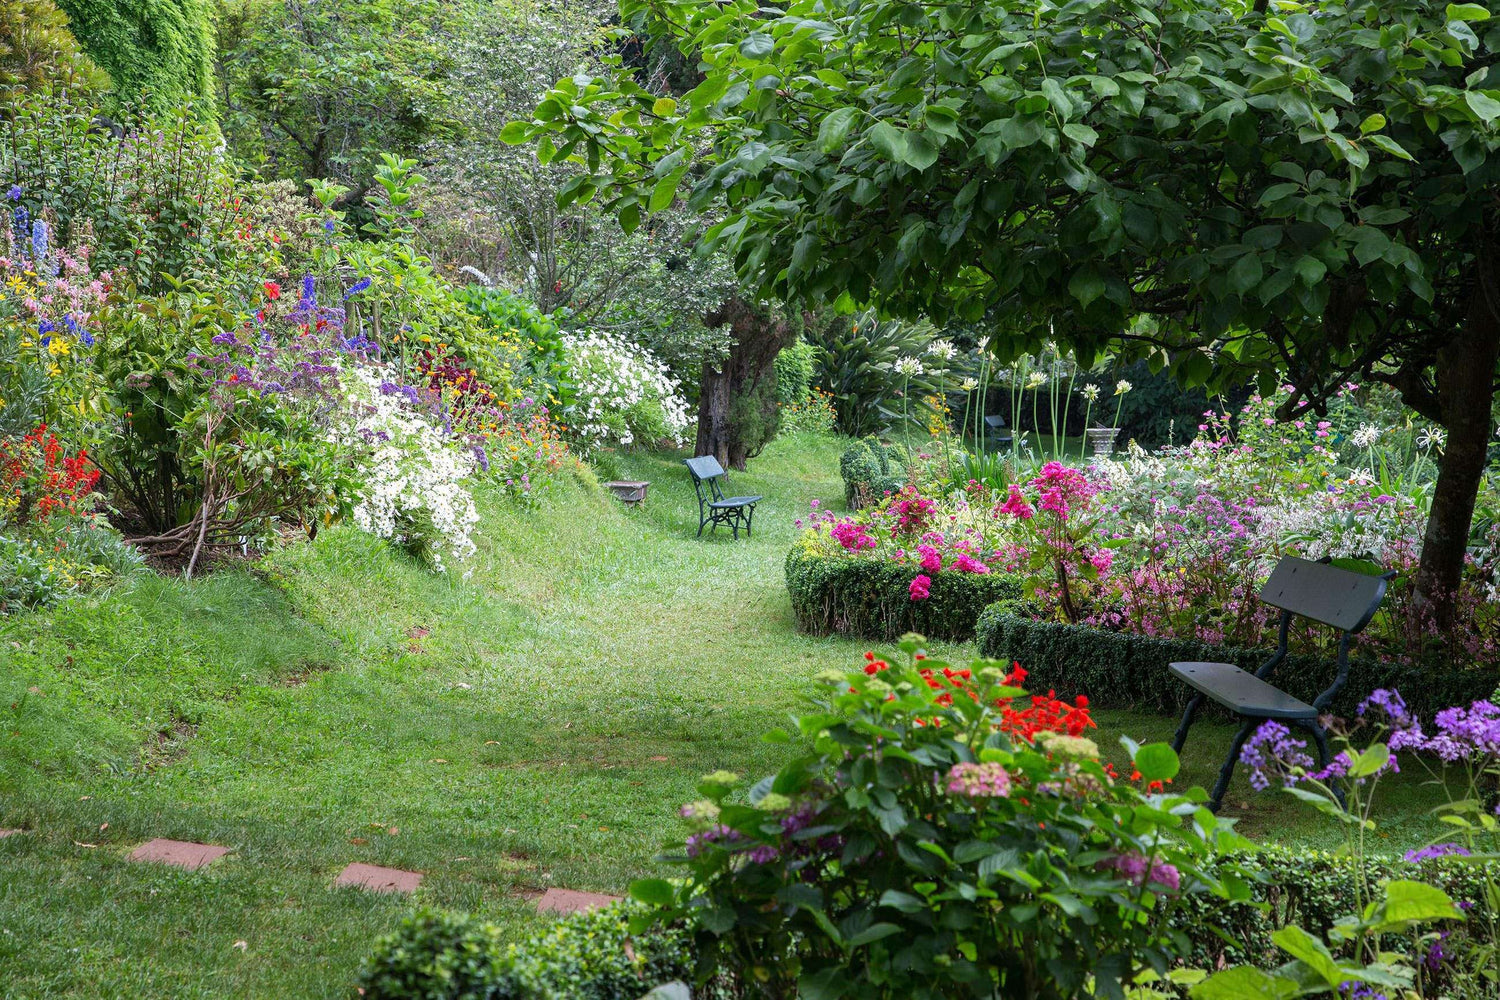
(903, 131), (940, 170)
(740, 33), (774, 59)
(1348, 743), (1390, 778)
(1270, 926), (1343, 988)
(1068, 267), (1105, 309)
(878, 889), (925, 913)
(649, 168), (686, 212)
(1465, 90), (1500, 121)
(1295, 256), (1327, 286)
(1227, 254), (1263, 296)
(500, 120), (531, 145)
(1062, 122), (1098, 147)
(1448, 3), (1492, 20)
(629, 878), (675, 906)
(1359, 113), (1386, 134)
(819, 107), (859, 152)
(848, 922), (903, 947)
(1368, 134), (1410, 160)
(1190, 966), (1301, 999)
(799, 966), (849, 1000)
(652, 97), (678, 117)
(1134, 743), (1181, 783)
(1377, 879), (1464, 928)
(867, 122), (909, 163)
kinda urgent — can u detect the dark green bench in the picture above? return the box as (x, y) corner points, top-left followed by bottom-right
(684, 456), (762, 539)
(1170, 555), (1392, 811)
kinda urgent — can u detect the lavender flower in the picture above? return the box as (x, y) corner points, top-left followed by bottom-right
(1240, 721), (1314, 790)
(6, 184), (20, 200)
(343, 277), (372, 300)
(1404, 842), (1472, 863)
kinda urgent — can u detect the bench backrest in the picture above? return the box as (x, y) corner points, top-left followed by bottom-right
(1258, 556), (1388, 635)
(684, 455), (725, 483)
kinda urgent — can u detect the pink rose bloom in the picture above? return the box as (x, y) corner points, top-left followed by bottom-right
(917, 543), (942, 573)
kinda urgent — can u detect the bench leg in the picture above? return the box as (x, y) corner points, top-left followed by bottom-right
(1295, 718), (1347, 810)
(745, 505), (754, 537)
(1209, 719), (1259, 813)
(1171, 694), (1204, 754)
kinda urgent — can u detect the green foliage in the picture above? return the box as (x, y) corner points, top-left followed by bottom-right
(629, 638), (1253, 1000)
(215, 0), (459, 189)
(0, 0), (109, 99)
(0, 95), (254, 292)
(786, 547), (1019, 640)
(1111, 362), (1249, 450)
(805, 311), (936, 437)
(357, 903), (708, 1000)
(773, 340), (816, 406)
(973, 603), (1499, 722)
(0, 534), (71, 611)
(55, 0), (212, 111)
(837, 436), (901, 510)
(727, 367), (781, 461)
(456, 285), (575, 410)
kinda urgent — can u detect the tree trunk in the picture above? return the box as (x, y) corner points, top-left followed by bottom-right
(1415, 284), (1500, 615)
(696, 296), (796, 470)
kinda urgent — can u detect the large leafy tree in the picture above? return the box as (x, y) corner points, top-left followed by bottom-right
(509, 0), (1500, 610)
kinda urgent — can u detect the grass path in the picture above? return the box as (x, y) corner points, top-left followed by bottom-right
(0, 433), (1450, 997)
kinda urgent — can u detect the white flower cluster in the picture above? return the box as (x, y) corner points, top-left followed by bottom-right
(335, 370), (480, 573)
(562, 329), (691, 450)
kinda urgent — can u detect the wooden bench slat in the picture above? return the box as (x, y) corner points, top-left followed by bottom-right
(1169, 661), (1318, 720)
(1258, 556), (1388, 633)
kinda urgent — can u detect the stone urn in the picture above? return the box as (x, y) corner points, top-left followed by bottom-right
(1085, 427), (1120, 456)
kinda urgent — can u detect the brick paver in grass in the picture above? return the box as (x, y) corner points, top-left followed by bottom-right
(536, 888), (622, 915)
(333, 862), (422, 894)
(0, 829), (24, 838)
(128, 838), (231, 871)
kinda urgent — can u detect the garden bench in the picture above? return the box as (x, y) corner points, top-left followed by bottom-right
(983, 414), (1014, 451)
(1169, 555), (1392, 812)
(684, 456), (762, 539)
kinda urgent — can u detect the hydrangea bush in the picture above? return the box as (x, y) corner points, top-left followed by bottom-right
(627, 635), (1254, 1000)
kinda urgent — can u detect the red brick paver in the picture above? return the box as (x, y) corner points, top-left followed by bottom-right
(0, 829), (23, 838)
(129, 838), (230, 871)
(536, 887), (622, 915)
(334, 862), (422, 894)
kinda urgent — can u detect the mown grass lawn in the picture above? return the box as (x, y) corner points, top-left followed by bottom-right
(0, 431), (1454, 998)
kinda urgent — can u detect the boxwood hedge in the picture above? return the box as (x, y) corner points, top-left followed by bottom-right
(787, 548), (1020, 641)
(357, 902), (727, 1000)
(975, 601), (1499, 720)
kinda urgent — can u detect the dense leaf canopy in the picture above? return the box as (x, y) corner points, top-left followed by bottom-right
(511, 0), (1500, 413)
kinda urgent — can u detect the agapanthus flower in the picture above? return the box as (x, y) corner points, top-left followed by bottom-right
(1114, 379), (1133, 395)
(894, 355), (924, 377)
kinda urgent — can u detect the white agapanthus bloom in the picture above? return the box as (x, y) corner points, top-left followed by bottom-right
(926, 338), (958, 361)
(1115, 379), (1133, 395)
(335, 369), (480, 574)
(959, 377), (979, 392)
(561, 330), (691, 451)
(1025, 371), (1048, 389)
(1350, 424), (1380, 448)
(894, 356), (925, 377)
(1081, 383), (1101, 402)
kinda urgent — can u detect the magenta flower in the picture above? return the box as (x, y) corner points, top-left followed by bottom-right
(909, 574), (931, 601)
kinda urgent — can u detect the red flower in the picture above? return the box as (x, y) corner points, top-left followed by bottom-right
(264, 280), (281, 301)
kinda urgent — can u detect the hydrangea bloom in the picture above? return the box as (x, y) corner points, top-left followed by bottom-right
(945, 762), (1012, 799)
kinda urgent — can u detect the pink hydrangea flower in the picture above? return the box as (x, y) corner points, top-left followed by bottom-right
(945, 762), (1012, 799)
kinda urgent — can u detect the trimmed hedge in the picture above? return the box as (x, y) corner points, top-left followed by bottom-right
(1180, 847), (1495, 974)
(358, 902), (725, 1000)
(975, 602), (1499, 720)
(788, 548), (1020, 641)
(838, 436), (901, 510)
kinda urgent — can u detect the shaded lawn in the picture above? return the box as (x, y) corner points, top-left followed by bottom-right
(0, 431), (1453, 998)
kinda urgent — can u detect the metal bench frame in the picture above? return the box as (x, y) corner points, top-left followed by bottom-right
(1170, 555), (1392, 812)
(684, 456), (763, 539)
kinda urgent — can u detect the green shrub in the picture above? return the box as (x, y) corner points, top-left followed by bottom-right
(1177, 847), (1495, 976)
(358, 903), (715, 1000)
(787, 548), (1019, 641)
(974, 602), (1500, 721)
(805, 309), (937, 437)
(55, 0), (213, 111)
(772, 340), (816, 406)
(0, 0), (110, 99)
(838, 436), (901, 510)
